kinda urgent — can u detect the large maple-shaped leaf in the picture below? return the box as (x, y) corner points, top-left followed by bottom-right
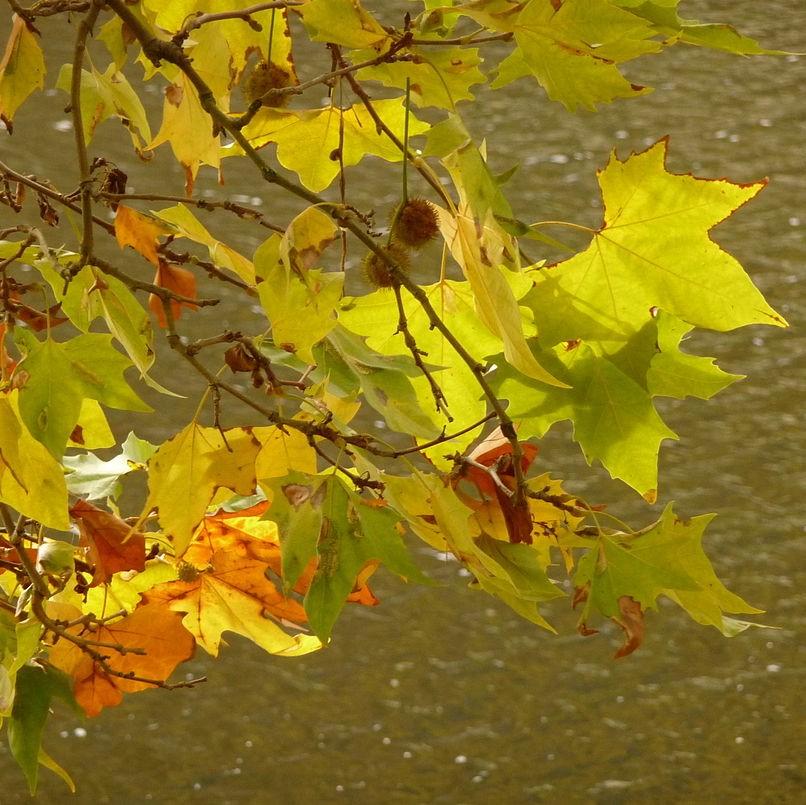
(237, 99), (429, 192)
(70, 499), (146, 586)
(48, 603), (195, 717)
(143, 425), (261, 557)
(13, 331), (150, 458)
(574, 504), (763, 656)
(526, 139), (786, 345)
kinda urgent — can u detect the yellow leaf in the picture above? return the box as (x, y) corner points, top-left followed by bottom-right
(0, 392), (68, 530)
(441, 209), (567, 387)
(148, 73), (221, 194)
(0, 16), (45, 129)
(143, 424), (260, 556)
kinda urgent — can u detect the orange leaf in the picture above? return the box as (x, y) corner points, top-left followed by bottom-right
(70, 499), (146, 586)
(114, 204), (170, 266)
(148, 259), (198, 327)
(48, 603), (195, 717)
(0, 323), (16, 380)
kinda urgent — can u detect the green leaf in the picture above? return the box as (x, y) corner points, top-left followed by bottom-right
(647, 312), (742, 399)
(55, 63), (150, 149)
(8, 664), (76, 795)
(575, 505), (763, 637)
(267, 475), (427, 641)
(0, 16), (46, 128)
(14, 332), (151, 458)
(526, 140), (786, 346)
(357, 45), (486, 109)
(491, 0), (661, 111)
(64, 431), (158, 501)
(320, 327), (442, 439)
(236, 99), (430, 192)
(340, 279), (500, 463)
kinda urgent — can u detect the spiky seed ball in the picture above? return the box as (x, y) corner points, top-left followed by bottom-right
(361, 243), (410, 289)
(392, 198), (439, 249)
(244, 61), (293, 108)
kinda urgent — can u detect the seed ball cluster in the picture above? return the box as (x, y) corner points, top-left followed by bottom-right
(392, 198), (439, 249)
(362, 242), (410, 289)
(245, 61), (294, 108)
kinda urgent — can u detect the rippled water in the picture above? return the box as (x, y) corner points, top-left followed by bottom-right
(0, 2), (804, 802)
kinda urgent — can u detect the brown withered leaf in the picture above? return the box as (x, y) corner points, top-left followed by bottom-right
(224, 343), (258, 373)
(48, 603), (195, 717)
(148, 260), (199, 327)
(70, 499), (146, 586)
(613, 595), (645, 659)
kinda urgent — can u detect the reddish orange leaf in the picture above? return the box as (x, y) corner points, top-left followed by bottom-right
(70, 499), (146, 586)
(149, 260), (199, 327)
(48, 603), (195, 717)
(114, 204), (170, 266)
(0, 323), (16, 380)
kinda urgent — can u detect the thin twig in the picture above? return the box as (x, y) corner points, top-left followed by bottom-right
(173, 1), (301, 45)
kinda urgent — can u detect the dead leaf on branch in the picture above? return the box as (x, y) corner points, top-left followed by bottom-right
(148, 260), (199, 327)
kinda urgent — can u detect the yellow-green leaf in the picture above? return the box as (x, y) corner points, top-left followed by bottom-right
(0, 16), (45, 128)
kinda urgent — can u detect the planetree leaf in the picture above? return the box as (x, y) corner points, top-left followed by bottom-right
(492, 341), (675, 498)
(143, 424), (261, 557)
(70, 499), (146, 586)
(148, 73), (221, 194)
(64, 432), (157, 501)
(149, 260), (199, 327)
(0, 392), (68, 529)
(67, 399), (115, 451)
(574, 504), (762, 655)
(526, 140), (786, 346)
(319, 327), (442, 439)
(299, 0), (390, 49)
(114, 205), (171, 266)
(255, 234), (343, 361)
(357, 45), (486, 108)
(261, 475), (427, 641)
(13, 331), (150, 458)
(0, 15), (46, 129)
(647, 311), (742, 399)
(55, 63), (150, 149)
(340, 278), (500, 462)
(38, 263), (158, 386)
(440, 208), (564, 387)
(237, 99), (429, 191)
(143, 509), (321, 658)
(47, 603), (196, 717)
(152, 204), (255, 284)
(8, 664), (76, 794)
